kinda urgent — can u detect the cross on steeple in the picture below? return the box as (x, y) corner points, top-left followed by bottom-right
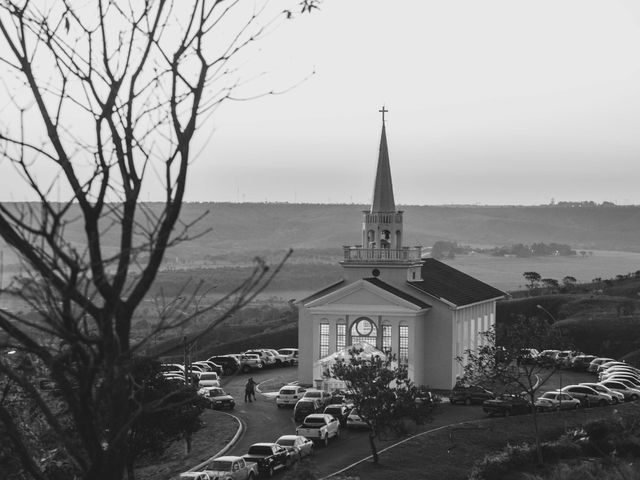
(379, 106), (388, 123)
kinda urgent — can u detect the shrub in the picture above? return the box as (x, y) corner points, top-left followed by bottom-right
(523, 459), (640, 480)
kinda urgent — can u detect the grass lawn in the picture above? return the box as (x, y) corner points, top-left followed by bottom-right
(336, 402), (640, 480)
(135, 409), (238, 480)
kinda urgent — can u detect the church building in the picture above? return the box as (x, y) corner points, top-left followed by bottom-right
(297, 109), (506, 390)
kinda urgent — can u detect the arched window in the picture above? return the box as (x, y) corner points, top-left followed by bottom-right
(399, 325), (409, 366)
(395, 230), (402, 248)
(381, 230), (391, 249)
(367, 229), (376, 247)
(350, 317), (377, 347)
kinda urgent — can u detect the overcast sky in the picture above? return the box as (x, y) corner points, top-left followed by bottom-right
(3, 0), (640, 206)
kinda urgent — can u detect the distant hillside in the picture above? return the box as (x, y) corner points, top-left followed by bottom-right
(2, 203), (640, 268)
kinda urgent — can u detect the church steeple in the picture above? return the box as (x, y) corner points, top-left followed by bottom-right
(370, 116), (396, 213)
(361, 107), (403, 250)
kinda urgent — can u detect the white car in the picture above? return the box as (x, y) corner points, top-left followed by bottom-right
(275, 435), (314, 462)
(534, 391), (581, 412)
(245, 350), (273, 367)
(599, 380), (640, 401)
(179, 473), (210, 480)
(588, 357), (616, 373)
(560, 385), (612, 407)
(579, 383), (624, 404)
(198, 372), (220, 388)
(263, 349), (288, 366)
(240, 354), (264, 372)
(278, 348), (299, 365)
(276, 385), (307, 407)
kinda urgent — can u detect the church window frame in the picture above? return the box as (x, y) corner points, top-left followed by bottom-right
(320, 322), (330, 358)
(399, 325), (409, 366)
(382, 324), (392, 353)
(336, 323), (346, 351)
(350, 317), (378, 347)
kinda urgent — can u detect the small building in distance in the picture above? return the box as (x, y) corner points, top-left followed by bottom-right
(297, 110), (506, 389)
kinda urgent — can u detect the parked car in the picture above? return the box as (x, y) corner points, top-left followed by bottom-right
(346, 410), (368, 429)
(199, 456), (258, 480)
(604, 374), (640, 387)
(263, 349), (288, 367)
(571, 355), (597, 371)
(483, 394), (533, 416)
(554, 350), (574, 368)
(208, 355), (241, 375)
(242, 443), (289, 478)
(193, 360), (223, 375)
(587, 357), (616, 373)
(534, 391), (581, 412)
(294, 398), (323, 422)
(198, 372), (221, 388)
(179, 473), (211, 480)
(599, 380), (640, 401)
(597, 361), (628, 374)
(519, 348), (540, 364)
(579, 382), (625, 404)
(239, 354), (264, 373)
(276, 385), (307, 408)
(560, 385), (612, 407)
(537, 350), (561, 367)
(296, 413), (341, 447)
(161, 364), (197, 382)
(278, 348), (299, 365)
(449, 385), (495, 405)
(301, 389), (333, 409)
(323, 404), (351, 427)
(275, 435), (314, 462)
(198, 386), (235, 410)
(600, 365), (640, 378)
(245, 350), (275, 368)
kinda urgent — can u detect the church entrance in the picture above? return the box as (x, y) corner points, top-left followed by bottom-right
(350, 317), (377, 348)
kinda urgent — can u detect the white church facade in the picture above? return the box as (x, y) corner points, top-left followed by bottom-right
(297, 110), (506, 390)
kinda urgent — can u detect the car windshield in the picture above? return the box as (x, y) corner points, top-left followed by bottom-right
(277, 439), (294, 446)
(305, 392), (321, 398)
(541, 393), (557, 400)
(208, 460), (231, 471)
(280, 389), (296, 395)
(303, 418), (325, 426)
(200, 373), (218, 380)
(248, 446), (273, 455)
(325, 408), (341, 414)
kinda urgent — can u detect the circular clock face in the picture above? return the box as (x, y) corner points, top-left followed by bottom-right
(372, 268), (380, 277)
(356, 318), (374, 336)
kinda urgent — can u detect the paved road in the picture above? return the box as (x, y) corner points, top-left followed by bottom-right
(220, 367), (488, 478)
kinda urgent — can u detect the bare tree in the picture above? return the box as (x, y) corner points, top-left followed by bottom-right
(0, 1), (318, 479)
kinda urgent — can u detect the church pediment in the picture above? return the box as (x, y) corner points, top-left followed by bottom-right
(304, 278), (429, 314)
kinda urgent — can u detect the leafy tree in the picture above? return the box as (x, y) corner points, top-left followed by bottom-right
(458, 319), (568, 465)
(562, 276), (577, 291)
(523, 272), (541, 293)
(0, 2), (316, 479)
(541, 278), (559, 293)
(330, 348), (433, 464)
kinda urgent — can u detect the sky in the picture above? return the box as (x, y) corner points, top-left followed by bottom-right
(2, 0), (640, 206)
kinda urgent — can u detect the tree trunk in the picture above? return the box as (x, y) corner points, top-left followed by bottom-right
(531, 406), (543, 464)
(126, 460), (136, 480)
(368, 431), (379, 464)
(185, 433), (192, 454)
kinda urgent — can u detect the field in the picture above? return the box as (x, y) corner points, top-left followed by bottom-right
(435, 250), (640, 292)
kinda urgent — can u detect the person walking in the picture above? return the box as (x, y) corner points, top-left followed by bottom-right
(245, 377), (257, 403)
(244, 379), (252, 403)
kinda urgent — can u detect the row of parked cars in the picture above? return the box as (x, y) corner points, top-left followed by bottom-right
(160, 348), (299, 384)
(180, 387), (363, 479)
(450, 354), (640, 416)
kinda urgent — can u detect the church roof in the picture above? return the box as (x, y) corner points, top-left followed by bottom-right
(363, 277), (431, 309)
(408, 258), (506, 307)
(370, 122), (396, 213)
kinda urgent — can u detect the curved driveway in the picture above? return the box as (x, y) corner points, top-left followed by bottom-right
(221, 367), (486, 478)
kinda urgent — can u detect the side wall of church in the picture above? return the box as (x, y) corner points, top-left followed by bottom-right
(422, 301), (455, 389)
(452, 301), (497, 381)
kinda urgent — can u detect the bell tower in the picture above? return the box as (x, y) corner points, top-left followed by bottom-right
(340, 107), (421, 284)
(362, 106), (404, 250)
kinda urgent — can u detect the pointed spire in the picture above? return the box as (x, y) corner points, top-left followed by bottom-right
(370, 109), (396, 213)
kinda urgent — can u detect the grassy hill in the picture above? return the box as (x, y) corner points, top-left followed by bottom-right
(3, 203), (640, 270)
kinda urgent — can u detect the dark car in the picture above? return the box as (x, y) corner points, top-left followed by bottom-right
(483, 394), (533, 417)
(207, 356), (241, 375)
(198, 386), (235, 410)
(242, 443), (289, 477)
(294, 398), (322, 422)
(449, 385), (495, 405)
(323, 404), (351, 426)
